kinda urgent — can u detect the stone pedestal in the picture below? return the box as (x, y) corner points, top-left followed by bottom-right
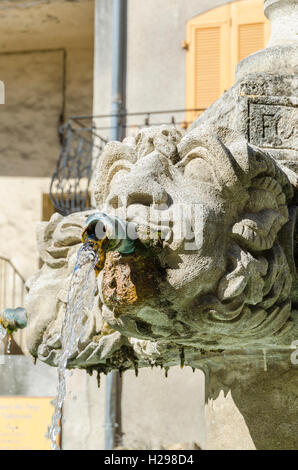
(203, 353), (298, 450)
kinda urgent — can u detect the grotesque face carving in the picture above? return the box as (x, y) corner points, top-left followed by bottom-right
(94, 125), (297, 348)
(26, 125), (297, 369)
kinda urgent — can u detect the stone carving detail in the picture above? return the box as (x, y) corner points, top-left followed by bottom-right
(26, 125), (298, 371)
(240, 79), (268, 96)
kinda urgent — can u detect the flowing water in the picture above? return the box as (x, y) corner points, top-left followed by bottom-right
(6, 336), (11, 355)
(0, 325), (7, 362)
(47, 243), (99, 450)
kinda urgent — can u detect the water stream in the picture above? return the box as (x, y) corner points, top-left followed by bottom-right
(47, 243), (99, 450)
(0, 325), (7, 362)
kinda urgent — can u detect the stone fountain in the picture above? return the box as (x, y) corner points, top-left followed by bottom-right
(25, 0), (297, 450)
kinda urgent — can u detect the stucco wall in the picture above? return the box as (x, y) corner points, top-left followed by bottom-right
(93, 0), (237, 124)
(0, 359), (205, 450)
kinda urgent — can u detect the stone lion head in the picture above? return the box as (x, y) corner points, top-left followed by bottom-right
(26, 125), (298, 369)
(94, 125), (297, 350)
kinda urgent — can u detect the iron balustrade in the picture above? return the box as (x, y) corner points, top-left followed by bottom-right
(50, 120), (108, 216)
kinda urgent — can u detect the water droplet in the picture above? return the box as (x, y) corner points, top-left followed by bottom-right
(263, 349), (267, 372)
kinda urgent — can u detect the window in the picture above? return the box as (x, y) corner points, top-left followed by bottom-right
(185, 0), (270, 122)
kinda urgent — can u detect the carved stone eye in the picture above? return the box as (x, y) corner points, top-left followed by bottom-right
(184, 158), (214, 184)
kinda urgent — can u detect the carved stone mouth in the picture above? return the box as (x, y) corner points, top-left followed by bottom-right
(46, 245), (69, 259)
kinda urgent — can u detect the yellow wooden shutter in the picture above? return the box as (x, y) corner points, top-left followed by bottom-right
(194, 27), (221, 109)
(185, 5), (230, 123)
(185, 0), (270, 124)
(230, 0), (270, 82)
(238, 23), (265, 61)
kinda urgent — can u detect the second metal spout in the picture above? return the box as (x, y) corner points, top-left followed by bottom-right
(0, 307), (27, 335)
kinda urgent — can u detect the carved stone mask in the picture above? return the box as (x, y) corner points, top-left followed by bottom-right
(94, 125), (297, 348)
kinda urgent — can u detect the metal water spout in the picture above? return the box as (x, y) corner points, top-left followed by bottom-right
(82, 212), (136, 255)
(0, 307), (27, 335)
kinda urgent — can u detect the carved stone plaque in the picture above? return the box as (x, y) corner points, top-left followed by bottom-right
(249, 102), (297, 150)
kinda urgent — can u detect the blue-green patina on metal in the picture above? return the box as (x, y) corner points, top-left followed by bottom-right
(82, 212), (136, 255)
(0, 307), (27, 334)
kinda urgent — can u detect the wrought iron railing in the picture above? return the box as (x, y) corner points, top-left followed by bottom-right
(50, 120), (108, 216)
(50, 108), (205, 215)
(0, 256), (26, 312)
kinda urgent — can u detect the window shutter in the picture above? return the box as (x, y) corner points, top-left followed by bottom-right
(194, 27), (221, 109)
(238, 22), (265, 61)
(185, 5), (230, 123)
